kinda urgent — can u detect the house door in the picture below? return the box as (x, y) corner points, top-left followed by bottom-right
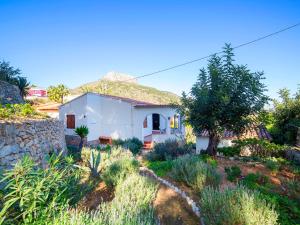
(152, 113), (160, 130)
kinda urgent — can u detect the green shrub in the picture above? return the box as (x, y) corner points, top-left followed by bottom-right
(147, 139), (192, 161)
(102, 157), (139, 187)
(199, 154), (218, 168)
(200, 186), (278, 225)
(0, 104), (46, 119)
(112, 137), (143, 155)
(265, 157), (280, 173)
(0, 154), (82, 224)
(123, 137), (143, 155)
(170, 155), (220, 192)
(46, 174), (158, 225)
(217, 146), (241, 157)
(146, 160), (173, 177)
(233, 138), (286, 158)
(225, 166), (242, 182)
(241, 173), (300, 224)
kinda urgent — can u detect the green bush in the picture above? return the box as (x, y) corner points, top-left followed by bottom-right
(146, 160), (173, 177)
(0, 154), (82, 224)
(265, 157), (280, 174)
(123, 137), (143, 155)
(102, 156), (139, 187)
(112, 137), (143, 155)
(241, 172), (300, 225)
(199, 154), (218, 168)
(46, 174), (158, 225)
(200, 185), (278, 225)
(233, 138), (286, 158)
(217, 146), (241, 157)
(147, 139), (192, 161)
(170, 155), (220, 192)
(225, 166), (242, 182)
(0, 104), (46, 119)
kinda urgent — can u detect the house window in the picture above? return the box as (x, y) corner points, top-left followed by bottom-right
(170, 115), (179, 129)
(66, 115), (75, 129)
(143, 117), (147, 128)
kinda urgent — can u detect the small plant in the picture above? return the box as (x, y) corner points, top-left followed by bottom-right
(146, 160), (173, 177)
(112, 137), (143, 155)
(75, 125), (89, 152)
(102, 156), (139, 187)
(170, 155), (220, 192)
(217, 146), (241, 157)
(265, 157), (280, 174)
(88, 150), (101, 177)
(147, 139), (192, 161)
(225, 166), (242, 182)
(200, 185), (278, 225)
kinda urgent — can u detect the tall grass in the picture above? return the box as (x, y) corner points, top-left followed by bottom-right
(170, 155), (220, 192)
(200, 185), (278, 225)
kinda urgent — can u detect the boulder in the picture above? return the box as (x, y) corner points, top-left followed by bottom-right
(0, 80), (24, 104)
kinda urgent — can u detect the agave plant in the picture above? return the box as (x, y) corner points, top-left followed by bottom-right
(88, 150), (101, 177)
(75, 125), (89, 152)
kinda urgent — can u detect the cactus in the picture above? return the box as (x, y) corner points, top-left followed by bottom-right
(89, 150), (101, 177)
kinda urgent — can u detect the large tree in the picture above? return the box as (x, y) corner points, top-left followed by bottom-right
(47, 84), (70, 103)
(180, 44), (269, 155)
(268, 88), (300, 145)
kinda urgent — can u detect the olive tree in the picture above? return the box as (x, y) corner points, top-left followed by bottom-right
(179, 44), (268, 155)
(47, 84), (70, 103)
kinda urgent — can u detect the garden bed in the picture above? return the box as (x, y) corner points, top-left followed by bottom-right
(143, 153), (300, 225)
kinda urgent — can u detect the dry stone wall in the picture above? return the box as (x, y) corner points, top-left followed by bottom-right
(0, 119), (66, 169)
(0, 80), (24, 104)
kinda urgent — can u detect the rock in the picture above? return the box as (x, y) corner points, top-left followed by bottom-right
(0, 145), (20, 158)
(0, 80), (24, 104)
(0, 119), (66, 170)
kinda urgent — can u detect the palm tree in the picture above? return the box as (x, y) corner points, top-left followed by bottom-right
(75, 125), (89, 152)
(15, 77), (30, 99)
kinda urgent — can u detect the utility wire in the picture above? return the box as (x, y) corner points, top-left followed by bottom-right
(117, 22), (300, 83)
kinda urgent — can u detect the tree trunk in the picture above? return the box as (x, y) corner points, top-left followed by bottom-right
(207, 132), (220, 156)
(79, 138), (83, 152)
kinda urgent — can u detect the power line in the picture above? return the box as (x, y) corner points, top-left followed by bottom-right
(119, 22), (300, 83)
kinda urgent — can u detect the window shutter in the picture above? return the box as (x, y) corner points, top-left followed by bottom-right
(66, 115), (75, 129)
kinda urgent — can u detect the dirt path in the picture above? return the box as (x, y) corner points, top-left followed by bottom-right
(154, 184), (201, 225)
(78, 181), (114, 210)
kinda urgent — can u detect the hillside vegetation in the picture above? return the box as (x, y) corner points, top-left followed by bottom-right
(72, 79), (180, 104)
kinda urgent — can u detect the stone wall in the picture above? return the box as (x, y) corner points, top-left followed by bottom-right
(0, 119), (66, 169)
(0, 80), (24, 104)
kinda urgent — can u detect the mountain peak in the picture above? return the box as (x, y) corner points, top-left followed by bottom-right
(101, 71), (138, 84)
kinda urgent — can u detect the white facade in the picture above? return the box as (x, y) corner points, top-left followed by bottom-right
(196, 136), (233, 153)
(59, 93), (184, 143)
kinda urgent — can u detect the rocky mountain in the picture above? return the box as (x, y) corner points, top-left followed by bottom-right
(71, 72), (180, 104)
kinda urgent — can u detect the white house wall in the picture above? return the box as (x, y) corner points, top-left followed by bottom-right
(196, 137), (233, 153)
(86, 93), (133, 141)
(59, 94), (88, 136)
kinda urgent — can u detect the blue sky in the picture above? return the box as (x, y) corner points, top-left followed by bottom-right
(0, 0), (299, 99)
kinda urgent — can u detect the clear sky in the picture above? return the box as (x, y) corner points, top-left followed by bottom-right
(0, 0), (299, 99)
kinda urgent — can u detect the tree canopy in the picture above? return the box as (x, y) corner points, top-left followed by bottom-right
(179, 44), (269, 155)
(266, 88), (300, 145)
(0, 61), (30, 99)
(47, 84), (70, 103)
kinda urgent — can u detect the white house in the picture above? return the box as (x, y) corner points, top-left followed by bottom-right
(59, 93), (184, 147)
(196, 125), (272, 153)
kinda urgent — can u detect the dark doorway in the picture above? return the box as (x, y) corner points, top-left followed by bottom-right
(152, 113), (160, 130)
